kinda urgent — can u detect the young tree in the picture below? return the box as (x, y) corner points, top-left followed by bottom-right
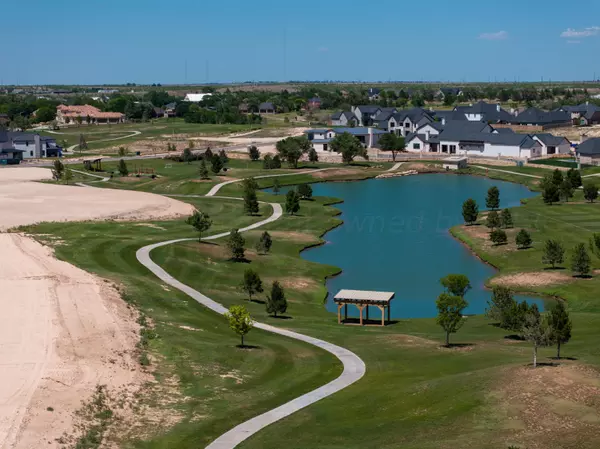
(118, 146), (127, 157)
(330, 132), (367, 164)
(79, 133), (88, 151)
(489, 229), (508, 246)
(542, 183), (560, 205)
(589, 233), (600, 258)
(308, 147), (319, 163)
(542, 239), (565, 269)
(248, 145), (260, 161)
(516, 229), (533, 249)
(182, 148), (193, 164)
(211, 154), (223, 174)
(51, 159), (64, 181)
(436, 293), (468, 347)
(219, 149), (229, 165)
(297, 183), (313, 200)
(255, 231), (273, 254)
(571, 243), (591, 277)
(242, 177), (259, 192)
(199, 159), (209, 179)
(486, 186), (500, 210)
(440, 274), (471, 298)
(226, 229), (246, 261)
(583, 183), (598, 203)
(485, 210), (501, 229)
(485, 285), (515, 328)
(263, 154), (273, 169)
(204, 147), (213, 160)
(548, 301), (572, 359)
(64, 167), (73, 185)
(551, 168), (564, 187)
(186, 210), (212, 242)
(241, 269), (263, 301)
(378, 133), (405, 162)
(559, 179), (574, 202)
(243, 186), (260, 216)
(566, 168), (582, 189)
(271, 154), (282, 169)
(266, 281), (288, 317)
(118, 159), (129, 177)
(188, 140), (195, 149)
(272, 178), (281, 195)
(522, 305), (553, 368)
(500, 209), (513, 228)
(462, 198), (479, 225)
(225, 305), (254, 347)
(285, 189), (300, 215)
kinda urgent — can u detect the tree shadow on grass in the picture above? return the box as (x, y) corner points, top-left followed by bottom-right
(250, 299), (266, 305)
(269, 315), (292, 320)
(236, 344), (260, 350)
(543, 266), (566, 271)
(439, 343), (476, 349)
(573, 274), (593, 279)
(550, 356), (578, 361)
(228, 258), (251, 264)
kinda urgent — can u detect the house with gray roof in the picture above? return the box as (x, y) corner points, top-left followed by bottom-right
(576, 137), (600, 165)
(436, 87), (463, 100)
(0, 132), (24, 163)
(375, 107), (436, 136)
(351, 105), (382, 126)
(331, 111), (358, 127)
(304, 127), (387, 152)
(531, 134), (571, 156)
(512, 107), (571, 128)
(454, 101), (514, 123)
(258, 102), (276, 114)
(4, 132), (62, 159)
(368, 88), (381, 101)
(557, 103), (600, 126)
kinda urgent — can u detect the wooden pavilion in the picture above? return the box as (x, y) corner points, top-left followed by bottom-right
(82, 157), (103, 172)
(334, 289), (395, 326)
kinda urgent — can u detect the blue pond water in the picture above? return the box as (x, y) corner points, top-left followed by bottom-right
(268, 174), (544, 319)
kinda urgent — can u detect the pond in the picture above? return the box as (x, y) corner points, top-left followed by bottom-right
(268, 174), (544, 319)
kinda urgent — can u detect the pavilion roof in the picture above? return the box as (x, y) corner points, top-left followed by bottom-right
(334, 289), (395, 303)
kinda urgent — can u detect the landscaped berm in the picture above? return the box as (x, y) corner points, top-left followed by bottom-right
(4, 154), (600, 449)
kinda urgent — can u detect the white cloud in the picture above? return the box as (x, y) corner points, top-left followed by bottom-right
(567, 40), (581, 44)
(317, 47), (329, 52)
(560, 26), (600, 38)
(478, 31), (508, 40)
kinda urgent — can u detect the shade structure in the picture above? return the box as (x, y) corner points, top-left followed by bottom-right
(333, 290), (395, 326)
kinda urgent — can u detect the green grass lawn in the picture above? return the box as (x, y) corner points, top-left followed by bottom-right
(18, 162), (600, 449)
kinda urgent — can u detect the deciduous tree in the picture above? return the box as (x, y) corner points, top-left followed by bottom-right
(440, 274), (471, 297)
(118, 159), (129, 177)
(255, 231), (273, 254)
(522, 305), (553, 368)
(571, 243), (591, 277)
(211, 154), (223, 174)
(485, 286), (515, 328)
(64, 167), (73, 185)
(516, 229), (532, 249)
(436, 293), (468, 347)
(486, 186), (500, 210)
(297, 183), (313, 200)
(275, 136), (309, 168)
(584, 183), (598, 203)
(500, 209), (513, 228)
(330, 132), (367, 164)
(548, 301), (572, 359)
(462, 198), (479, 225)
(285, 189), (300, 215)
(182, 148), (193, 164)
(308, 147), (319, 163)
(542, 239), (565, 269)
(186, 210), (212, 242)
(489, 229), (508, 246)
(225, 305), (254, 347)
(199, 159), (209, 179)
(227, 229), (246, 261)
(485, 210), (501, 229)
(51, 159), (64, 181)
(566, 168), (582, 189)
(559, 179), (574, 202)
(378, 133), (405, 162)
(241, 269), (263, 301)
(266, 281), (288, 317)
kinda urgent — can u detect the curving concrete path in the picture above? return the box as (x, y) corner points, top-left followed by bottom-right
(206, 169), (331, 197)
(472, 165), (542, 179)
(66, 130), (142, 153)
(135, 200), (366, 448)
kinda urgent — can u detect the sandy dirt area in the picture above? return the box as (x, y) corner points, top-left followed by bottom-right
(491, 271), (574, 287)
(0, 234), (147, 448)
(0, 167), (194, 230)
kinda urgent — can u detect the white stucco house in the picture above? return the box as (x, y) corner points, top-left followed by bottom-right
(531, 134), (571, 156)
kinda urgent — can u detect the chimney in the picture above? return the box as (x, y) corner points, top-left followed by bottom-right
(442, 117), (446, 126)
(34, 134), (42, 158)
(496, 104), (501, 112)
(425, 130), (430, 141)
(368, 127), (373, 148)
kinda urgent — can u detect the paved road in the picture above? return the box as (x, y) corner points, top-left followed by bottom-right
(135, 198), (366, 449)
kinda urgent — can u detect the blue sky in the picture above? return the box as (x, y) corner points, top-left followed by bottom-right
(3, 0), (600, 85)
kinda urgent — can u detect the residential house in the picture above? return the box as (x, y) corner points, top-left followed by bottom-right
(557, 103), (600, 126)
(436, 87), (463, 100)
(0, 132), (24, 163)
(1, 132), (62, 159)
(0, 113), (9, 127)
(454, 101), (514, 123)
(258, 102), (276, 114)
(576, 137), (600, 165)
(184, 93), (212, 102)
(164, 102), (177, 117)
(531, 134), (571, 156)
(308, 97), (322, 110)
(304, 127), (386, 152)
(331, 111), (358, 127)
(376, 108), (436, 136)
(368, 88), (381, 101)
(153, 107), (165, 118)
(351, 105), (382, 126)
(56, 105), (125, 125)
(512, 107), (571, 128)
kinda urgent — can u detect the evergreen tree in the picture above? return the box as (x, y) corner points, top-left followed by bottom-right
(51, 159), (64, 181)
(551, 168), (564, 187)
(485, 285), (515, 328)
(486, 186), (500, 210)
(489, 229), (508, 246)
(297, 183), (313, 200)
(285, 190), (300, 215)
(500, 209), (513, 228)
(211, 154), (223, 174)
(118, 159), (129, 177)
(571, 243), (591, 277)
(248, 145), (261, 161)
(199, 159), (209, 179)
(485, 210), (501, 229)
(272, 178), (281, 195)
(548, 301), (572, 359)
(262, 154), (273, 169)
(542, 239), (565, 269)
(584, 183), (598, 203)
(436, 293), (468, 347)
(542, 183), (560, 205)
(462, 198), (479, 225)
(182, 148), (193, 164)
(64, 167), (73, 185)
(266, 281), (288, 317)
(559, 179), (574, 202)
(255, 231), (273, 254)
(243, 187), (260, 215)
(226, 229), (246, 261)
(589, 233), (600, 258)
(241, 269), (263, 301)
(219, 149), (229, 165)
(566, 168), (582, 188)
(271, 154), (282, 169)
(308, 147), (319, 163)
(515, 229), (532, 249)
(204, 147), (213, 160)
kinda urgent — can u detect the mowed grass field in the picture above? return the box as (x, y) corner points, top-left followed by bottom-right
(19, 160), (600, 448)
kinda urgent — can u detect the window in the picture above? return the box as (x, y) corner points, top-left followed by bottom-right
(450, 145), (456, 154)
(413, 143), (421, 150)
(404, 122), (410, 127)
(30, 151), (33, 156)
(442, 145), (448, 153)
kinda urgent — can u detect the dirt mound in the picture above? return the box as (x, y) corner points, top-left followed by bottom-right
(492, 271), (574, 287)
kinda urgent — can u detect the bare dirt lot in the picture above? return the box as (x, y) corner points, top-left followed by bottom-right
(0, 167), (194, 230)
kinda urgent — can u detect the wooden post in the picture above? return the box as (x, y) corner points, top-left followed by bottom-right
(387, 304), (391, 323)
(357, 305), (364, 326)
(379, 306), (385, 326)
(366, 305), (369, 323)
(337, 303), (342, 324)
